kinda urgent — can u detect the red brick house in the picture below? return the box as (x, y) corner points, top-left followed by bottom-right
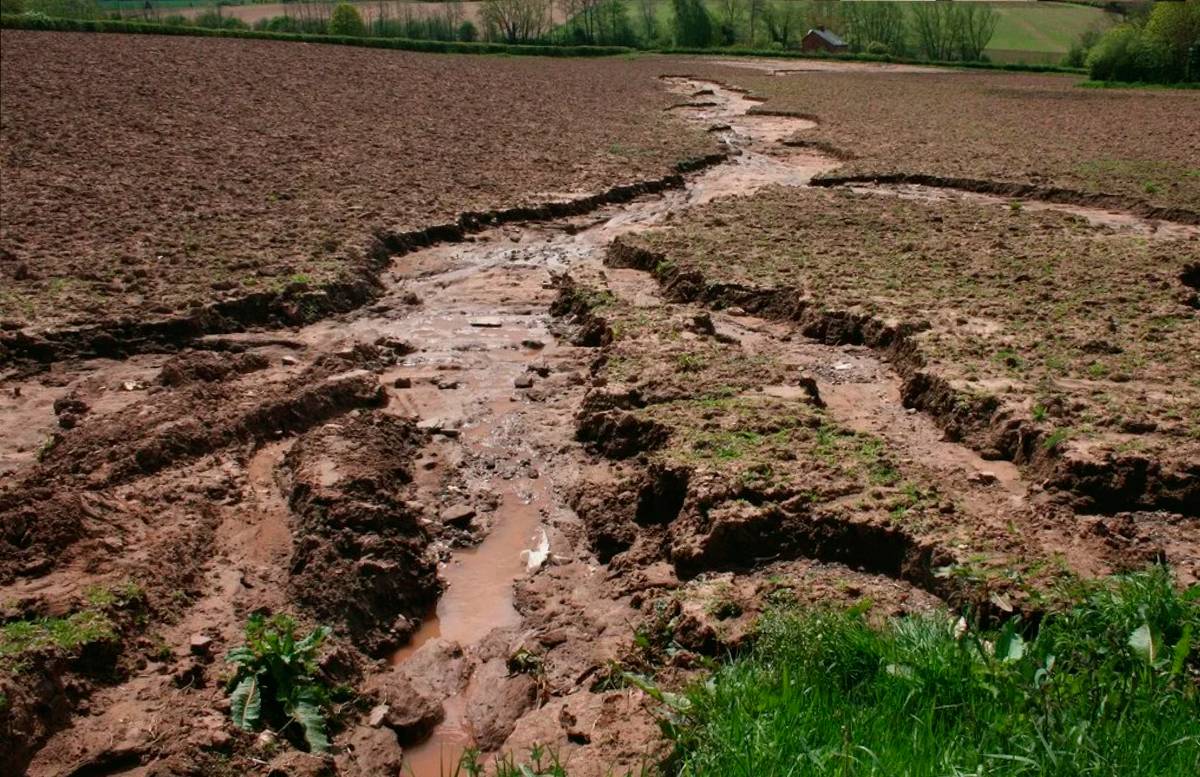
(801, 27), (849, 54)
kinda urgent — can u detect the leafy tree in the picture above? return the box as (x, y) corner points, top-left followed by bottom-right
(1144, 0), (1200, 79)
(1088, 0), (1199, 83)
(226, 614), (333, 754)
(762, 0), (804, 49)
(328, 2), (367, 37)
(672, 0), (713, 47)
(458, 19), (479, 41)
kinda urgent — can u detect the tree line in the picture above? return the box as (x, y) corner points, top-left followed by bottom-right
(1076, 0), (1199, 83)
(485, 0), (1002, 62)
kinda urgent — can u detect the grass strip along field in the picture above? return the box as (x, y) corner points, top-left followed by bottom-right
(669, 568), (1200, 777)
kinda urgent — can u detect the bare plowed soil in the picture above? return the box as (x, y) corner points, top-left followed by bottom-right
(2, 40), (1199, 777)
(0, 31), (716, 343)
(679, 60), (1200, 218)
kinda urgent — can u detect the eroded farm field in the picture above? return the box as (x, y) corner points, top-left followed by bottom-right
(1, 32), (1198, 777)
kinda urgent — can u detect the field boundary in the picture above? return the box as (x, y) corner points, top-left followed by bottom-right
(1, 16), (1092, 73)
(811, 172), (1200, 225)
(0, 153), (728, 368)
(658, 45), (1088, 75)
(0, 15), (636, 57)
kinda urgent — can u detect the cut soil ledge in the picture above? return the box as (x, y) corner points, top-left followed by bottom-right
(0, 154), (728, 370)
(605, 239), (1198, 516)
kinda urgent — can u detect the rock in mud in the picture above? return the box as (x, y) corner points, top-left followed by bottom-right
(441, 503), (476, 528)
(343, 726), (404, 776)
(464, 658), (538, 752)
(362, 673), (443, 744)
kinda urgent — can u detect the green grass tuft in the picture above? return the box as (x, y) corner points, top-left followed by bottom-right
(667, 568), (1200, 776)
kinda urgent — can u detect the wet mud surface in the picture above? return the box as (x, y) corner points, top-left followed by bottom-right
(2, 65), (1198, 777)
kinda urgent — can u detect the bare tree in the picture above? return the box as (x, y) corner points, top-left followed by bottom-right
(483, 0), (552, 42)
(953, 3), (998, 62)
(911, 1), (955, 61)
(843, 0), (907, 54)
(715, 0), (746, 45)
(636, 0), (659, 42)
(747, 0), (765, 46)
(763, 0), (804, 49)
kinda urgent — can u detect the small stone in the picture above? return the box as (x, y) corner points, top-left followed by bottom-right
(469, 317), (503, 328)
(393, 376), (412, 389)
(58, 413), (79, 430)
(521, 339), (545, 350)
(441, 504), (476, 528)
(367, 704), (389, 728)
(969, 471), (998, 485)
(514, 375), (534, 389)
(189, 633), (214, 656)
(282, 355), (299, 366)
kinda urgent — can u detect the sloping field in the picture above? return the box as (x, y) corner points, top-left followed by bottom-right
(1, 35), (1197, 777)
(690, 60), (1200, 215)
(0, 30), (716, 342)
(985, 0), (1114, 53)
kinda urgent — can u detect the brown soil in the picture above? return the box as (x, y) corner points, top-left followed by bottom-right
(614, 186), (1200, 516)
(675, 59), (1200, 217)
(0, 32), (717, 344)
(2, 53), (1197, 777)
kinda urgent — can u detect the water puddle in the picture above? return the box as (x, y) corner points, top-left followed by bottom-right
(850, 182), (1200, 239)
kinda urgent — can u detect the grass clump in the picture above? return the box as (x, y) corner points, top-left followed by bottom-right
(0, 581), (143, 672)
(0, 610), (116, 669)
(668, 567), (1200, 776)
(225, 613), (333, 753)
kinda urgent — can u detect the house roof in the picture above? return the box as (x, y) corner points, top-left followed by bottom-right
(807, 28), (847, 47)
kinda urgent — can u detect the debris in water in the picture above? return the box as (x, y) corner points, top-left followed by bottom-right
(520, 528), (550, 572)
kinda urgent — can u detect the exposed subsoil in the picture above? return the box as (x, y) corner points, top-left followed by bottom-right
(2, 62), (1197, 777)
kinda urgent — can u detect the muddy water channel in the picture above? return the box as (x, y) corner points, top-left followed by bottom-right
(373, 77), (839, 774)
(4, 74), (1193, 777)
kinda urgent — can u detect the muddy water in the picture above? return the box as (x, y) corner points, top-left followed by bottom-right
(851, 182), (1200, 240)
(367, 78), (834, 775)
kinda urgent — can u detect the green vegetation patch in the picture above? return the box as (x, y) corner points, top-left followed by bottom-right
(225, 613), (333, 753)
(669, 568), (1200, 776)
(0, 610), (116, 667)
(0, 582), (143, 671)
